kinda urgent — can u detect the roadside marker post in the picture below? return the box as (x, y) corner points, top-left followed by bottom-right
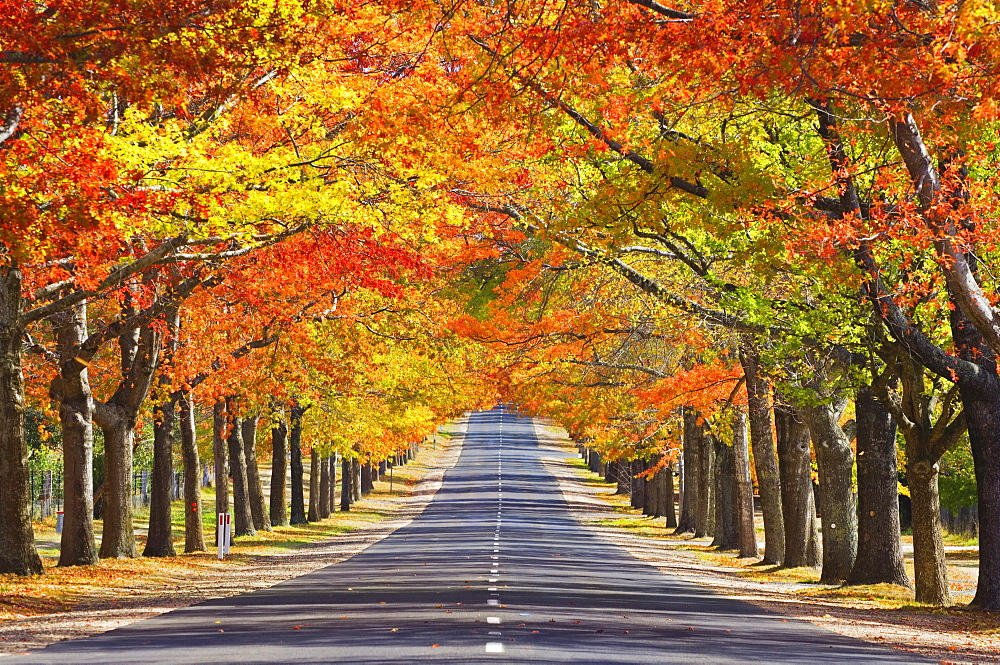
(217, 513), (232, 559)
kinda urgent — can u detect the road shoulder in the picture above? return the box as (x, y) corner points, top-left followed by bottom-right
(532, 417), (1000, 665)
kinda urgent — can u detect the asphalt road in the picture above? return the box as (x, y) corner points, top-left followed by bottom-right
(6, 408), (926, 664)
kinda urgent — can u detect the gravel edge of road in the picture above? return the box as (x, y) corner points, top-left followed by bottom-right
(531, 417), (1000, 665)
(0, 416), (469, 657)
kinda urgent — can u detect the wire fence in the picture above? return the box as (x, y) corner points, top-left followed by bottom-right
(29, 467), (192, 521)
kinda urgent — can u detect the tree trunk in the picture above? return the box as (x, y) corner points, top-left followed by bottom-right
(908, 457), (950, 604)
(802, 398), (857, 583)
(739, 341), (785, 564)
(95, 319), (161, 559)
(361, 463), (373, 496)
(775, 402), (819, 568)
(732, 408), (759, 558)
(143, 392), (177, 557)
(847, 385), (909, 587)
(319, 451), (331, 518)
(269, 408), (288, 527)
(959, 381), (1000, 609)
(649, 460), (661, 518)
(695, 417), (714, 539)
(0, 263), (44, 575)
(213, 400), (229, 540)
(341, 456), (352, 511)
(328, 453), (337, 513)
(308, 448), (320, 522)
(289, 404), (307, 524)
(615, 460), (630, 495)
(675, 408), (699, 534)
(351, 457), (361, 502)
(241, 416), (270, 532)
(179, 390), (206, 553)
(97, 416), (139, 559)
(664, 465), (677, 529)
(52, 300), (98, 567)
(711, 433), (739, 550)
(226, 406), (255, 538)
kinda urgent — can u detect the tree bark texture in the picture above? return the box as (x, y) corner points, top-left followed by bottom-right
(213, 400), (229, 539)
(675, 409), (699, 534)
(908, 458), (950, 604)
(269, 409), (288, 527)
(327, 453), (337, 514)
(732, 408), (759, 558)
(289, 405), (307, 524)
(775, 402), (819, 568)
(351, 457), (361, 502)
(51, 300), (98, 566)
(319, 451), (331, 519)
(179, 391), (206, 553)
(308, 448), (320, 522)
(241, 416), (270, 532)
(847, 385), (908, 587)
(664, 465), (677, 529)
(739, 341), (784, 564)
(695, 417), (714, 539)
(340, 456), (352, 511)
(802, 398), (857, 583)
(226, 406), (255, 537)
(710, 433), (739, 550)
(95, 319), (161, 559)
(0, 264), (44, 575)
(143, 392), (177, 557)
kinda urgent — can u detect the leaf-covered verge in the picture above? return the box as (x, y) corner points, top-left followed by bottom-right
(535, 421), (1000, 665)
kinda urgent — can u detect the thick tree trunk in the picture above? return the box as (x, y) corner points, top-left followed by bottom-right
(695, 418), (714, 539)
(739, 341), (784, 564)
(847, 385), (908, 587)
(908, 457), (950, 605)
(664, 465), (677, 529)
(615, 460), (630, 495)
(226, 406), (255, 538)
(269, 409), (288, 527)
(143, 393), (177, 557)
(319, 452), (331, 519)
(361, 463), (373, 496)
(308, 448), (320, 522)
(711, 433), (739, 550)
(213, 400), (229, 539)
(0, 264), (44, 575)
(52, 301), (98, 567)
(179, 391), (206, 553)
(960, 381), (1000, 609)
(340, 456), (352, 512)
(775, 402), (819, 568)
(97, 315), (162, 559)
(289, 405), (307, 524)
(675, 409), (699, 534)
(241, 416), (270, 532)
(732, 409), (759, 558)
(97, 417), (139, 558)
(802, 399), (857, 583)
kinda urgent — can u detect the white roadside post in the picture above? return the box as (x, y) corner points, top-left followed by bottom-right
(217, 513), (225, 559)
(225, 513), (232, 556)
